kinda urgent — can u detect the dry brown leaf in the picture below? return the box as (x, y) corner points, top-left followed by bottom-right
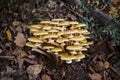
(27, 64), (43, 78)
(42, 74), (52, 80)
(89, 73), (102, 80)
(14, 32), (26, 47)
(104, 61), (110, 69)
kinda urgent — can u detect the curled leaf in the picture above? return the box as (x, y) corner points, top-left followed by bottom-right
(6, 29), (12, 40)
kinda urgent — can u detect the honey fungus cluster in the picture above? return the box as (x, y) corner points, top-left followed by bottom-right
(26, 19), (93, 64)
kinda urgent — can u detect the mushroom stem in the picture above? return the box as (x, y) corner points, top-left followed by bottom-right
(48, 38), (54, 43)
(67, 34), (74, 38)
(71, 51), (77, 54)
(74, 41), (80, 45)
(66, 60), (72, 64)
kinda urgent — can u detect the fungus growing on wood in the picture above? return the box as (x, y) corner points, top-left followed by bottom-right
(26, 19), (93, 64)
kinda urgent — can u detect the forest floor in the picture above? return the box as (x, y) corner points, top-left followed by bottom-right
(0, 0), (120, 80)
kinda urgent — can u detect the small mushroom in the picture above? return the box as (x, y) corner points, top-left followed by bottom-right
(43, 34), (58, 43)
(42, 25), (52, 30)
(40, 21), (51, 24)
(60, 54), (75, 64)
(65, 29), (78, 38)
(67, 45), (82, 55)
(66, 45), (82, 50)
(26, 42), (35, 47)
(28, 24), (42, 29)
(57, 22), (70, 31)
(52, 19), (65, 22)
(56, 38), (69, 46)
(75, 53), (85, 62)
(70, 36), (86, 45)
(71, 23), (86, 29)
(42, 45), (54, 52)
(51, 48), (62, 55)
(33, 31), (48, 36)
(28, 37), (43, 43)
(28, 27), (39, 32)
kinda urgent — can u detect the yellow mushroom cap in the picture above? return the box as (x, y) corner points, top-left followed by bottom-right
(51, 48), (62, 52)
(60, 54), (76, 60)
(75, 53), (85, 59)
(57, 32), (65, 36)
(66, 45), (82, 50)
(71, 23), (86, 29)
(52, 27), (64, 31)
(57, 22), (70, 26)
(43, 34), (58, 39)
(28, 37), (43, 43)
(52, 19), (65, 22)
(42, 26), (51, 30)
(26, 42), (35, 47)
(48, 30), (58, 33)
(70, 36), (85, 41)
(56, 38), (69, 43)
(40, 21), (51, 24)
(81, 42), (93, 46)
(81, 47), (87, 51)
(83, 32), (90, 35)
(28, 24), (42, 29)
(42, 45), (54, 49)
(33, 31), (48, 36)
(65, 29), (78, 34)
(69, 21), (79, 25)
(50, 22), (59, 25)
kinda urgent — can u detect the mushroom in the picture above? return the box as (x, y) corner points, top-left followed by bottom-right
(29, 24), (43, 29)
(69, 35), (86, 45)
(70, 23), (86, 29)
(33, 31), (48, 36)
(65, 29), (78, 38)
(51, 48), (62, 55)
(28, 37), (43, 48)
(28, 27), (39, 32)
(47, 29), (58, 34)
(42, 25), (52, 30)
(26, 42), (35, 47)
(56, 38), (69, 46)
(43, 34), (58, 43)
(52, 19), (65, 22)
(77, 29), (89, 35)
(28, 37), (43, 43)
(57, 32), (65, 38)
(66, 45), (82, 54)
(42, 45), (54, 52)
(57, 22), (70, 31)
(74, 53), (85, 62)
(60, 54), (75, 64)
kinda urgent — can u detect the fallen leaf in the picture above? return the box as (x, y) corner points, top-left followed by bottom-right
(17, 52), (27, 58)
(104, 61), (110, 69)
(13, 21), (21, 26)
(42, 74), (52, 80)
(27, 64), (43, 78)
(14, 32), (26, 47)
(89, 73), (102, 80)
(6, 29), (12, 40)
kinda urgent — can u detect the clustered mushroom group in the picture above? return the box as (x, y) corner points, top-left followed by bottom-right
(26, 19), (93, 64)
